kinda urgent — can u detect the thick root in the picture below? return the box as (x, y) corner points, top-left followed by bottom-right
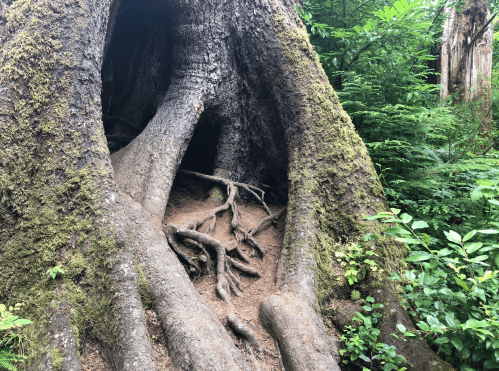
(124, 196), (252, 371)
(259, 292), (341, 371)
(227, 312), (263, 355)
(31, 302), (83, 371)
(111, 84), (205, 220)
(164, 224), (201, 274)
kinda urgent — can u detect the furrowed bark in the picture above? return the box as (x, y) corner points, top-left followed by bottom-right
(259, 293), (340, 371)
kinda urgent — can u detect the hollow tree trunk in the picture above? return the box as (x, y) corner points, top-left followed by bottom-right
(440, 0), (494, 135)
(0, 0), (453, 370)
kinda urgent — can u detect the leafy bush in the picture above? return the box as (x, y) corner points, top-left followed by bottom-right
(339, 297), (407, 371)
(369, 197), (499, 370)
(0, 304), (30, 371)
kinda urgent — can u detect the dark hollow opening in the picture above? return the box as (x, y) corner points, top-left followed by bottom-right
(101, 0), (178, 153)
(179, 110), (222, 176)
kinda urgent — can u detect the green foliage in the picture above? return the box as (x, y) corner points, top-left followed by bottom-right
(0, 304), (30, 371)
(335, 243), (377, 285)
(45, 265), (64, 280)
(369, 201), (499, 370)
(340, 297), (407, 370)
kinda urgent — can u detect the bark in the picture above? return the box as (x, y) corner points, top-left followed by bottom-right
(440, 0), (494, 135)
(0, 0), (453, 370)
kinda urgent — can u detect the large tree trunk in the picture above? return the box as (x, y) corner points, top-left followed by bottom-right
(0, 0), (453, 370)
(440, 0), (494, 135)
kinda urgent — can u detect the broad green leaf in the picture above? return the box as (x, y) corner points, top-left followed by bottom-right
(384, 227), (411, 235)
(400, 213), (413, 224)
(434, 336), (449, 344)
(411, 220), (429, 229)
(445, 230), (461, 244)
(464, 242), (483, 254)
(359, 354), (370, 362)
(366, 296), (375, 303)
(479, 229), (499, 234)
(434, 301), (444, 310)
(454, 277), (469, 291)
(465, 255), (488, 264)
(13, 318), (31, 326)
(426, 315), (440, 328)
(406, 254), (431, 262)
(436, 248), (453, 257)
(495, 253), (499, 268)
(472, 287), (486, 302)
(397, 237), (422, 244)
(451, 337), (463, 351)
(427, 260), (439, 269)
(417, 321), (430, 331)
(445, 315), (456, 327)
(390, 208), (401, 215)
(462, 230), (477, 242)
(397, 324), (406, 332)
(406, 271), (416, 280)
(421, 233), (431, 245)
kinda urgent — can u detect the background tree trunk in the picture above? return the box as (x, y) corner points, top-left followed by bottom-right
(1, 0), (453, 370)
(440, 0), (494, 135)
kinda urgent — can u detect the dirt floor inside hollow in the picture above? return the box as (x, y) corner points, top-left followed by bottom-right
(80, 176), (285, 370)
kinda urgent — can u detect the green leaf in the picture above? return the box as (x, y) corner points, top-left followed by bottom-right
(406, 254), (432, 262)
(397, 324), (406, 332)
(462, 230), (477, 242)
(400, 213), (413, 224)
(434, 301), (444, 310)
(434, 336), (449, 344)
(384, 227), (412, 235)
(421, 233), (431, 245)
(427, 260), (439, 269)
(384, 362), (396, 371)
(445, 230), (461, 244)
(464, 242), (483, 254)
(451, 338), (463, 351)
(359, 354), (370, 362)
(397, 237), (422, 244)
(416, 321), (430, 331)
(390, 208), (401, 215)
(411, 220), (429, 229)
(495, 253), (499, 268)
(366, 296), (375, 303)
(478, 229), (499, 234)
(436, 248), (453, 257)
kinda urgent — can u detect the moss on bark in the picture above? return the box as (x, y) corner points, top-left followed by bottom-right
(0, 0), (120, 363)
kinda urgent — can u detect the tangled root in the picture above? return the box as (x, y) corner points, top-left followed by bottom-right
(162, 171), (285, 366)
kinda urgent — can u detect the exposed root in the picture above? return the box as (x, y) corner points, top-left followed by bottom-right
(227, 256), (261, 277)
(164, 171), (283, 303)
(248, 207), (286, 237)
(164, 224), (201, 274)
(227, 312), (264, 356)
